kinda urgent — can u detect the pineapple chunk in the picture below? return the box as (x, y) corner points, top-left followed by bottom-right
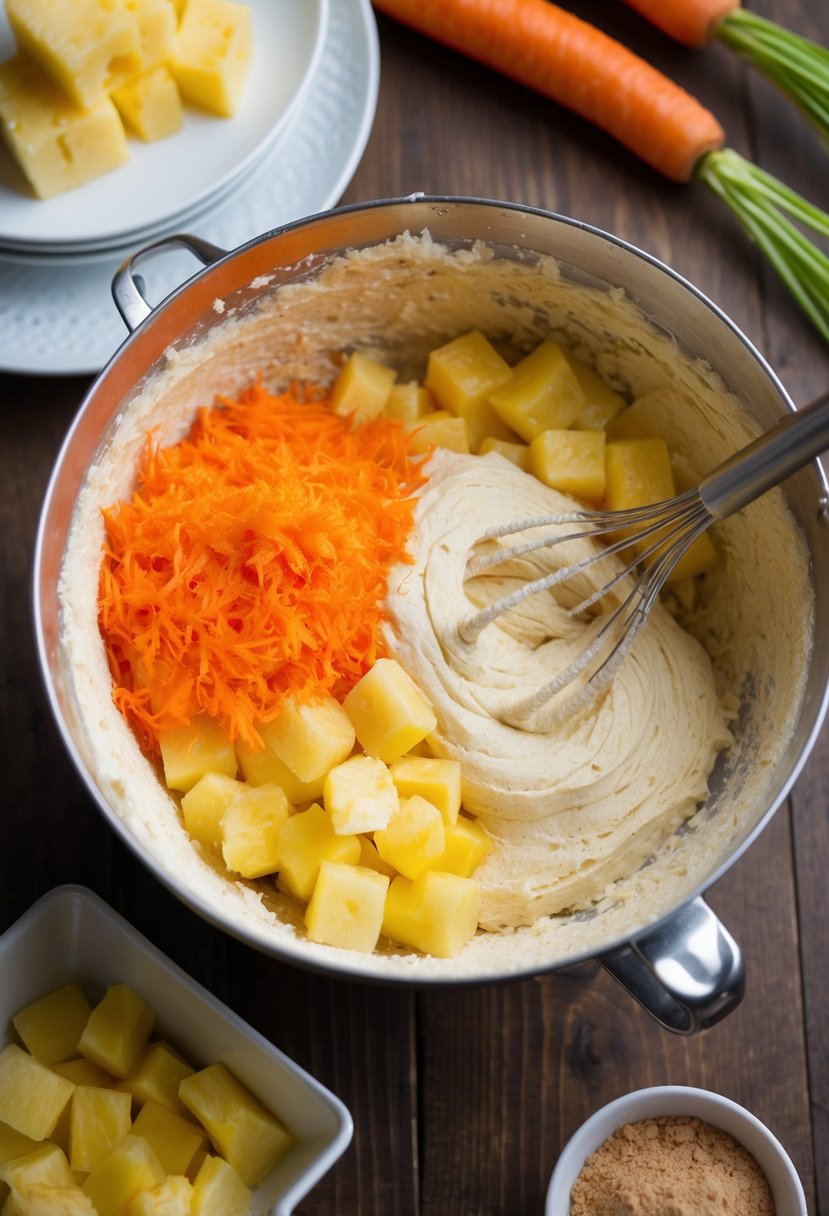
(342, 658), (437, 764)
(6, 0), (142, 106)
(112, 65), (184, 141)
(330, 352), (397, 425)
(3, 1184), (95, 1215)
(305, 861), (390, 953)
(388, 755), (462, 826)
(220, 782), (291, 878)
(384, 382), (434, 423)
(52, 1059), (116, 1089)
(275, 804), (360, 902)
(69, 1086), (132, 1173)
(190, 1155), (250, 1216)
(127, 1174), (193, 1216)
(159, 714), (237, 792)
(179, 1063), (292, 1187)
(358, 835), (397, 879)
(181, 772), (247, 851)
(0, 1125), (38, 1166)
(236, 731), (325, 804)
(606, 389), (668, 440)
(374, 795), (445, 880)
(425, 331), (515, 452)
(407, 411), (470, 455)
(12, 984), (91, 1067)
(172, 0), (252, 116)
(117, 1041), (193, 1116)
(82, 1135), (165, 1216)
(478, 436), (530, 470)
(436, 815), (492, 878)
(564, 353), (627, 430)
(488, 340), (585, 441)
(0, 1143), (74, 1190)
(77, 985), (155, 1080)
(131, 1101), (207, 1177)
(382, 871), (480, 958)
(528, 429), (606, 503)
(258, 695), (355, 784)
(0, 1045), (74, 1140)
(323, 753), (399, 835)
(127, 0), (177, 70)
(0, 55), (129, 200)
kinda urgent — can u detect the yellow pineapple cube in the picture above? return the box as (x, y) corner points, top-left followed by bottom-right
(127, 0), (177, 70)
(12, 984), (91, 1067)
(0, 1124), (38, 1165)
(117, 1041), (193, 1116)
(112, 65), (184, 141)
(323, 753), (399, 835)
(0, 55), (129, 200)
(258, 695), (355, 784)
(181, 772), (246, 851)
(425, 331), (515, 452)
(275, 803), (360, 902)
(159, 714), (237, 792)
(82, 1135), (165, 1216)
(388, 755), (461, 826)
(190, 1155), (250, 1216)
(172, 0), (252, 116)
(0, 1045), (74, 1140)
(358, 836), (397, 879)
(488, 340), (585, 442)
(131, 1101), (207, 1177)
(564, 354), (627, 430)
(127, 1174), (193, 1216)
(220, 782), (291, 878)
(6, 0), (142, 106)
(436, 816), (492, 878)
(342, 658), (437, 764)
(330, 352), (397, 425)
(77, 985), (155, 1080)
(606, 389), (667, 440)
(236, 731), (324, 804)
(305, 861), (390, 953)
(186, 1146), (209, 1184)
(384, 382), (434, 423)
(382, 871), (480, 958)
(406, 411), (470, 455)
(0, 1143), (75, 1190)
(179, 1063), (292, 1187)
(3, 1183), (96, 1215)
(528, 429), (606, 503)
(52, 1059), (116, 1089)
(374, 795), (445, 880)
(478, 436), (530, 470)
(69, 1086), (132, 1173)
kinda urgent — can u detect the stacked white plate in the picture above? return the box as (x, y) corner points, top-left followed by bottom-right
(0, 0), (380, 375)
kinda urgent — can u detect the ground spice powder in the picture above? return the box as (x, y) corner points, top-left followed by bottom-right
(569, 1115), (776, 1215)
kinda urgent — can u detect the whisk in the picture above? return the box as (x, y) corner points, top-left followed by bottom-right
(459, 389), (829, 718)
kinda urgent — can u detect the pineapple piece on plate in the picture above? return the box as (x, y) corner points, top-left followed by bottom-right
(77, 985), (155, 1080)
(382, 871), (480, 959)
(488, 340), (585, 442)
(331, 352), (397, 425)
(6, 0), (142, 106)
(220, 782), (291, 879)
(305, 860), (390, 953)
(180, 772), (246, 851)
(112, 64), (184, 141)
(0, 1045), (74, 1140)
(374, 795), (446, 881)
(528, 428), (607, 503)
(179, 1063), (292, 1187)
(69, 1086), (132, 1173)
(172, 0), (252, 117)
(258, 695), (355, 785)
(425, 330), (514, 452)
(11, 984), (91, 1067)
(0, 1142), (75, 1190)
(0, 1123), (38, 1166)
(52, 1059), (116, 1089)
(126, 1174), (193, 1216)
(131, 1100), (207, 1177)
(190, 1155), (250, 1216)
(3, 1183), (95, 1215)
(117, 1041), (193, 1116)
(388, 755), (462, 826)
(435, 816), (492, 879)
(126, 0), (177, 71)
(275, 804), (360, 902)
(82, 1134), (165, 1216)
(343, 658), (437, 765)
(323, 753), (399, 836)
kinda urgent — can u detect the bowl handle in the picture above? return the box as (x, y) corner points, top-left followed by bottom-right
(112, 233), (228, 333)
(596, 895), (745, 1034)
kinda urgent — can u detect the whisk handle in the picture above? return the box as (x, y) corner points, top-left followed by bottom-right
(700, 390), (829, 520)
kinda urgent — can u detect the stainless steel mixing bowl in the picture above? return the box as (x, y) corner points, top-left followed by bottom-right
(33, 198), (829, 1033)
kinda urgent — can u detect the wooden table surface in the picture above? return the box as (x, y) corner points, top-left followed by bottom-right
(2, 1), (828, 1212)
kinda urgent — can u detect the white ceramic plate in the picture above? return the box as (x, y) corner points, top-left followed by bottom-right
(0, 0), (327, 250)
(0, 0), (379, 375)
(0, 885), (353, 1216)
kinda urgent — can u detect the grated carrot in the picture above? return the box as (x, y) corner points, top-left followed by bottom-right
(98, 381), (427, 756)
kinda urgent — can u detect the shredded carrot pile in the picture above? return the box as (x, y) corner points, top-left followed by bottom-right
(98, 381), (427, 756)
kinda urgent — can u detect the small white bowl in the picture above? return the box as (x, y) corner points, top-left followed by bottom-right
(546, 1084), (807, 1216)
(0, 885), (352, 1216)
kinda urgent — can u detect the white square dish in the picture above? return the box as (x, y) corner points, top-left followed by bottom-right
(0, 884), (352, 1215)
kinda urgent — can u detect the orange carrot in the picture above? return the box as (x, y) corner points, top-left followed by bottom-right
(372, 0), (724, 181)
(620, 0), (739, 47)
(98, 381), (427, 755)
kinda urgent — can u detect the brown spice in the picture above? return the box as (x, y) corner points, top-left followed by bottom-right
(569, 1115), (776, 1216)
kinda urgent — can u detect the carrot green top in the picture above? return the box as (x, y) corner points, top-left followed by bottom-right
(98, 381), (427, 756)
